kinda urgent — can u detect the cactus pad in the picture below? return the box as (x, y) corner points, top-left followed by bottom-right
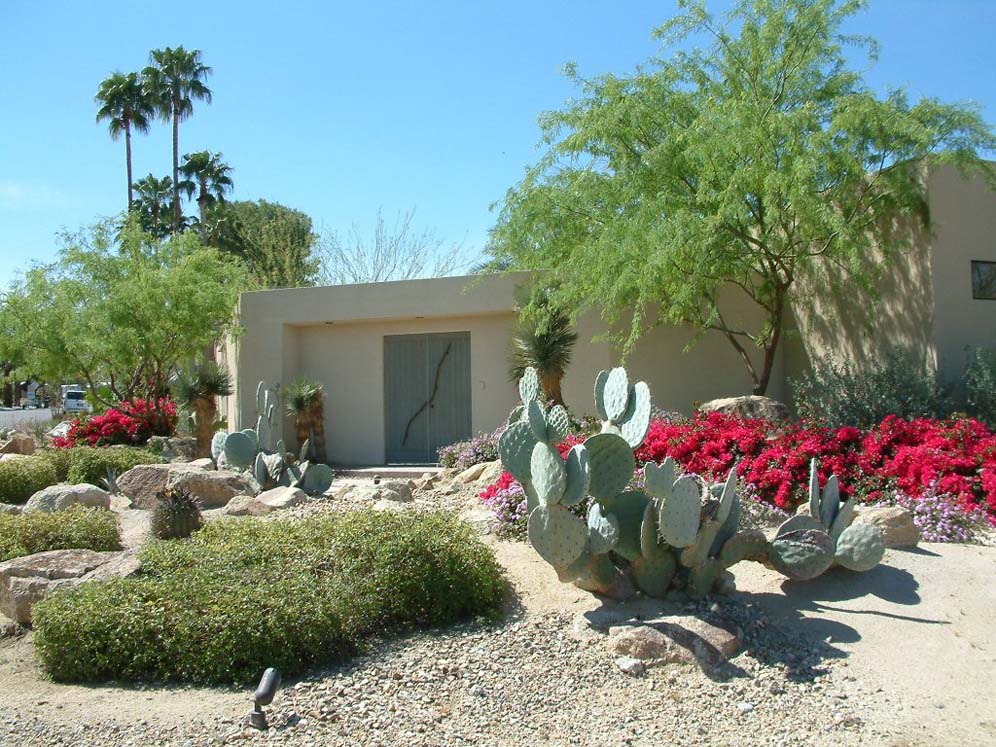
(211, 431), (229, 461)
(587, 502), (620, 554)
(301, 463), (334, 495)
(527, 399), (548, 442)
(820, 475), (841, 527)
(584, 432), (635, 500)
(602, 367), (630, 423)
(256, 381), (266, 414)
(593, 370), (610, 421)
(499, 421), (537, 484)
(619, 381), (652, 447)
(807, 459), (821, 519)
(547, 405), (571, 444)
(769, 528), (835, 580)
(599, 490), (651, 561)
(253, 452), (269, 487)
(507, 405), (526, 426)
(531, 442), (567, 504)
(562, 444), (591, 506)
(657, 475), (703, 548)
(631, 552), (677, 597)
(519, 367), (539, 404)
(223, 431), (257, 469)
(775, 514), (825, 538)
(717, 530), (769, 567)
(527, 504), (587, 569)
(829, 497), (856, 542)
(255, 414), (271, 453)
(644, 458), (677, 499)
(640, 501), (668, 560)
(834, 523), (886, 572)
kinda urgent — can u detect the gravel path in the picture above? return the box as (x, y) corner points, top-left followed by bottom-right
(2, 472), (994, 747)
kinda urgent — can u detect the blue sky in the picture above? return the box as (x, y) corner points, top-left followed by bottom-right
(1, 0), (994, 288)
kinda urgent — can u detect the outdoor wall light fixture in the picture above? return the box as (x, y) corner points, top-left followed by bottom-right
(247, 667), (282, 730)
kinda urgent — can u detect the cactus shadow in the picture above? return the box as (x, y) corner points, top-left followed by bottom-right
(779, 563), (921, 606)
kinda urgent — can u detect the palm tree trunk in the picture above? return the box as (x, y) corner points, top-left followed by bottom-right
(193, 397), (217, 459)
(540, 372), (565, 408)
(308, 399), (327, 463)
(172, 97), (180, 233)
(125, 116), (133, 211)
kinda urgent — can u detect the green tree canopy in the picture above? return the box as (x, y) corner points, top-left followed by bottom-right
(0, 220), (245, 410)
(487, 0), (996, 394)
(212, 199), (319, 288)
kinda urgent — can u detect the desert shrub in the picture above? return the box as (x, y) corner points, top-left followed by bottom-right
(0, 506), (121, 562)
(884, 489), (991, 544)
(438, 427), (504, 470)
(65, 447), (161, 485)
(32, 510), (505, 684)
(35, 448), (73, 482)
(793, 348), (950, 428)
(0, 456), (59, 505)
(965, 348), (996, 427)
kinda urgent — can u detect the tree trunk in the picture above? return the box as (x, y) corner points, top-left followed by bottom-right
(125, 115), (133, 211)
(172, 97), (180, 233)
(193, 397), (217, 459)
(308, 398), (327, 462)
(539, 371), (566, 408)
(750, 292), (785, 397)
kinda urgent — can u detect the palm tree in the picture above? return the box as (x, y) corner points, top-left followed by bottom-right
(284, 377), (327, 463)
(132, 174), (176, 238)
(95, 72), (154, 210)
(179, 151), (233, 237)
(172, 360), (232, 459)
(142, 47), (212, 233)
(509, 305), (578, 408)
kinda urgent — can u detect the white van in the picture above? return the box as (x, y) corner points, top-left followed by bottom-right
(62, 390), (90, 415)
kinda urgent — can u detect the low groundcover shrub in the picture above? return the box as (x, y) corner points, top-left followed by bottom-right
(0, 456), (59, 505)
(62, 447), (161, 485)
(32, 510), (505, 684)
(0, 506), (121, 562)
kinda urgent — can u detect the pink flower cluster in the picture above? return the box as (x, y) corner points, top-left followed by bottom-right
(53, 398), (178, 448)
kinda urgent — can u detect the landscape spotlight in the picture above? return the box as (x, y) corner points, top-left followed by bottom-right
(247, 667), (281, 730)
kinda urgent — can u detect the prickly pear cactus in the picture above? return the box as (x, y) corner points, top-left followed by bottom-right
(212, 379), (335, 496)
(502, 367), (888, 602)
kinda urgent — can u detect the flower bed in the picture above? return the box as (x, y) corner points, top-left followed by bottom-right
(480, 413), (996, 540)
(53, 397), (178, 448)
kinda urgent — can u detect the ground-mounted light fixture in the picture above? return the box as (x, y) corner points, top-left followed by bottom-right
(246, 667), (282, 730)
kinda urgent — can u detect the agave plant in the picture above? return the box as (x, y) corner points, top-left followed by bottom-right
(284, 377), (326, 462)
(173, 360), (232, 459)
(151, 487), (203, 540)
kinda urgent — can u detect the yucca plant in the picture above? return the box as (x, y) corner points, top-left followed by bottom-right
(285, 377), (327, 462)
(150, 487), (202, 540)
(172, 360), (232, 459)
(509, 296), (577, 408)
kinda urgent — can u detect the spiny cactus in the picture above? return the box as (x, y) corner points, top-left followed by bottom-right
(151, 487), (203, 540)
(501, 366), (888, 602)
(211, 380), (335, 496)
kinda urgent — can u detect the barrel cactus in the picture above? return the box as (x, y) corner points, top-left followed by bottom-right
(502, 366), (888, 601)
(151, 487), (203, 540)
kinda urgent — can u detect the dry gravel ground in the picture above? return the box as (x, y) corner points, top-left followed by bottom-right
(2, 488), (995, 747)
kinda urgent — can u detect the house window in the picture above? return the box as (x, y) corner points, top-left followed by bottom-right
(972, 261), (996, 300)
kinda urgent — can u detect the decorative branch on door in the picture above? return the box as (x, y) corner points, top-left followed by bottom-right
(401, 342), (452, 446)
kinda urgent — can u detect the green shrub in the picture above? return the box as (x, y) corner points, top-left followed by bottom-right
(64, 447), (161, 485)
(792, 347), (950, 427)
(36, 448), (73, 482)
(32, 510), (505, 684)
(0, 506), (121, 562)
(0, 457), (59, 505)
(965, 348), (996, 427)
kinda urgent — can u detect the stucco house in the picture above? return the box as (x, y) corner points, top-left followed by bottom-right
(223, 165), (996, 466)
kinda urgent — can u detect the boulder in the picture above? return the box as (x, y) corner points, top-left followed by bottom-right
(699, 396), (790, 422)
(854, 505), (919, 548)
(456, 462), (490, 483)
(606, 625), (688, 663)
(0, 433), (36, 455)
(117, 464), (173, 509)
(256, 486), (307, 512)
(476, 460), (503, 486)
(23, 483), (110, 513)
(166, 469), (256, 508)
(224, 495), (258, 517)
(615, 657), (646, 677)
(373, 498), (413, 512)
(0, 503), (21, 515)
(0, 453), (30, 463)
(187, 458), (215, 471)
(338, 480), (414, 504)
(0, 549), (140, 625)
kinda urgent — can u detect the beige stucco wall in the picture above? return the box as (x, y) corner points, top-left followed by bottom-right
(787, 164), (996, 388)
(225, 272), (780, 464)
(927, 164), (996, 384)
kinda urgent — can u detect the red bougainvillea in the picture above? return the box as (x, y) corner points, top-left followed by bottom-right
(479, 413), (996, 525)
(53, 398), (178, 448)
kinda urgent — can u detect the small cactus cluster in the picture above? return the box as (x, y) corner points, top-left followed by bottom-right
(151, 487), (203, 540)
(768, 461), (886, 580)
(500, 366), (887, 599)
(211, 381), (334, 496)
